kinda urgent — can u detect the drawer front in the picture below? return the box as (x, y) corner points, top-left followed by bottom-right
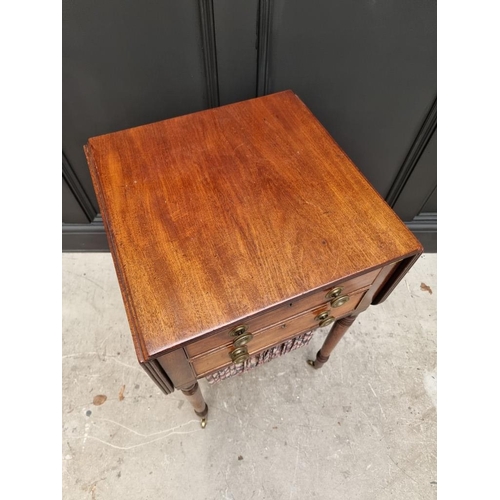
(185, 268), (380, 358)
(190, 289), (366, 377)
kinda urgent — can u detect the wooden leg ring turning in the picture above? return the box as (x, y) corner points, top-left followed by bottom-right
(308, 314), (358, 370)
(181, 382), (209, 428)
(307, 350), (330, 369)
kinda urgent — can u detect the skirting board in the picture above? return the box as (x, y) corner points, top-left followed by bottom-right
(63, 215), (437, 253)
(406, 213), (437, 253)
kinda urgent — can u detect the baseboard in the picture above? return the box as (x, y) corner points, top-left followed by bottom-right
(62, 216), (109, 252)
(406, 212), (437, 253)
(63, 214), (437, 253)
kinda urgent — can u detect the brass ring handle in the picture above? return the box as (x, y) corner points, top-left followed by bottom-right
(315, 311), (330, 322)
(233, 333), (254, 347)
(331, 295), (350, 308)
(229, 325), (248, 337)
(314, 311), (330, 321)
(325, 287), (343, 300)
(230, 346), (249, 364)
(319, 317), (335, 328)
(230, 346), (248, 358)
(232, 353), (250, 365)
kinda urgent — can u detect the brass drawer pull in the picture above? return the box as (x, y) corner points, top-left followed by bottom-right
(319, 317), (335, 328)
(233, 333), (254, 347)
(331, 295), (350, 308)
(315, 311), (330, 322)
(230, 346), (250, 365)
(325, 286), (343, 300)
(229, 324), (248, 337)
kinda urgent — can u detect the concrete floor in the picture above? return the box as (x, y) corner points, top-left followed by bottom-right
(62, 254), (436, 500)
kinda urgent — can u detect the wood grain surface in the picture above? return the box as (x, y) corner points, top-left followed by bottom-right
(85, 90), (422, 360)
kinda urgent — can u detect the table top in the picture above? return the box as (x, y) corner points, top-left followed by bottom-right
(86, 90), (422, 361)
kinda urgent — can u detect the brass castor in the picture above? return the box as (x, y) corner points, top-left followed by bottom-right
(307, 359), (316, 368)
(195, 404), (208, 428)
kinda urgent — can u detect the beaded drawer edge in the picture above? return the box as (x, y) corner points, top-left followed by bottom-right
(205, 330), (314, 384)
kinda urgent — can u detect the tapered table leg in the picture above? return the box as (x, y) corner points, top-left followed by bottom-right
(308, 314), (358, 369)
(181, 382), (209, 428)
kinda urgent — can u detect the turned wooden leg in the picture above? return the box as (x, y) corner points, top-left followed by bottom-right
(308, 314), (358, 369)
(181, 382), (209, 428)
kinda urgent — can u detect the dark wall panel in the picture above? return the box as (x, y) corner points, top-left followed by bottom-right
(214, 0), (259, 105)
(62, 177), (88, 224)
(267, 0), (437, 197)
(63, 0), (436, 252)
(422, 187), (437, 213)
(63, 0), (209, 211)
(393, 131), (437, 221)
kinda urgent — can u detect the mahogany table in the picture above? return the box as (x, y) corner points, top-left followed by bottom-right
(85, 91), (422, 428)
